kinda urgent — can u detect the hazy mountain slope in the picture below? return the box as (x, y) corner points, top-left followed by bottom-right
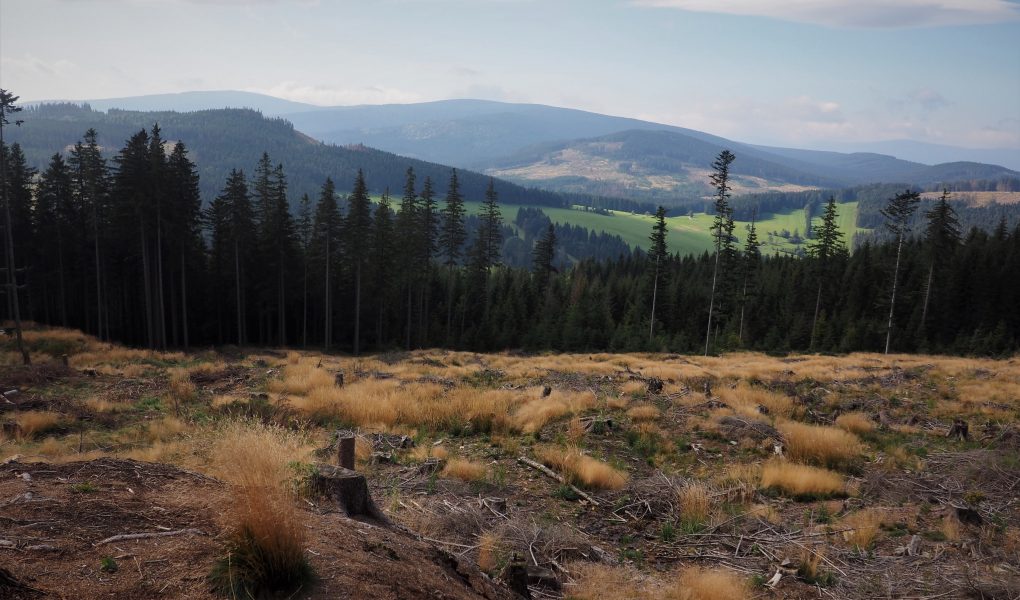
(484, 129), (1018, 205)
(30, 90), (321, 116)
(8, 103), (573, 208)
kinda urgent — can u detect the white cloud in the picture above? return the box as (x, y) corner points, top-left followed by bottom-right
(632, 0), (1020, 28)
(247, 82), (423, 106)
(0, 54), (77, 77)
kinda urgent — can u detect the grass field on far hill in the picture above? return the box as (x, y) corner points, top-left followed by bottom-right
(462, 200), (865, 256)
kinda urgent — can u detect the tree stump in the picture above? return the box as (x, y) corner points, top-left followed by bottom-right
(947, 418), (969, 441)
(309, 463), (387, 523)
(542, 386), (552, 398)
(334, 372), (345, 388)
(337, 435), (356, 470)
(647, 378), (664, 394)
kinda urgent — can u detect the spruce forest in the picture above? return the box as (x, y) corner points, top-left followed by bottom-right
(2, 108), (1017, 359)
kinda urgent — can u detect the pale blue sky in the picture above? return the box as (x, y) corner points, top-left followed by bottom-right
(2, 0), (1018, 150)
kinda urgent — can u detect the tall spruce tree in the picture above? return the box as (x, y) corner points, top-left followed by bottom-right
(311, 178), (341, 350)
(440, 169), (466, 343)
(881, 189), (921, 354)
(417, 175), (438, 346)
(166, 142), (202, 348)
(297, 193), (313, 347)
(34, 154), (73, 327)
(206, 169), (255, 346)
(647, 206), (668, 342)
(807, 197), (846, 350)
(396, 167), (419, 349)
(370, 189), (396, 347)
(0, 89), (29, 364)
(704, 149), (735, 355)
(921, 189), (961, 331)
(69, 129), (110, 341)
(346, 169), (373, 355)
(532, 223), (557, 277)
(737, 212), (761, 345)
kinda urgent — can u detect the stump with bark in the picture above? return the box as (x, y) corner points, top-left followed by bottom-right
(947, 418), (969, 441)
(309, 463), (388, 524)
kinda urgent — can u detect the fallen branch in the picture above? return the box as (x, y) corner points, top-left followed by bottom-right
(95, 528), (203, 546)
(517, 456), (599, 506)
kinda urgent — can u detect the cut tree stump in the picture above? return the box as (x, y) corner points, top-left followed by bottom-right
(309, 463), (388, 523)
(337, 435), (356, 470)
(947, 418), (969, 441)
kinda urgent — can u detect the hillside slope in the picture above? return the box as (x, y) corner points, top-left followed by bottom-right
(7, 103), (574, 208)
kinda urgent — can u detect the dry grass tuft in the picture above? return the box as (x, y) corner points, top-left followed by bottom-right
(477, 531), (501, 573)
(536, 446), (628, 490)
(678, 482), (712, 525)
(835, 412), (876, 434)
(626, 404), (661, 422)
(840, 509), (884, 550)
(666, 566), (750, 600)
(718, 384), (797, 418)
(167, 370), (196, 411)
(141, 416), (189, 443)
(442, 458), (487, 482)
(269, 361), (335, 396)
(568, 563), (647, 600)
(208, 420), (314, 597)
(778, 420), (863, 469)
(760, 459), (845, 497)
(511, 390), (596, 433)
(13, 411), (63, 440)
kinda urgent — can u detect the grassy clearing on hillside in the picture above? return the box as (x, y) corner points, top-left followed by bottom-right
(3, 326), (1019, 599)
(459, 200), (865, 255)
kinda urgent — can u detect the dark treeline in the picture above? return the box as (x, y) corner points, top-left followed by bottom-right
(2, 103), (1017, 356)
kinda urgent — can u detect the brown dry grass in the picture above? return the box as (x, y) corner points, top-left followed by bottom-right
(535, 446), (628, 490)
(717, 383), (797, 418)
(778, 420), (863, 469)
(666, 566), (750, 600)
(839, 508), (884, 550)
(442, 458), (487, 482)
(626, 404), (661, 422)
(835, 412), (876, 434)
(511, 389), (597, 433)
(13, 411), (63, 440)
(678, 482), (712, 524)
(760, 459), (845, 497)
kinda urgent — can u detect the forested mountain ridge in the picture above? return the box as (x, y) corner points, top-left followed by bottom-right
(6, 103), (585, 210)
(486, 129), (1019, 206)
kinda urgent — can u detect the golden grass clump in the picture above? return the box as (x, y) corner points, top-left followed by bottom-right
(760, 459), (845, 497)
(568, 563), (647, 600)
(140, 416), (189, 443)
(678, 482), (712, 525)
(777, 420), (863, 469)
(664, 566), (750, 600)
(167, 370), (196, 410)
(839, 509), (884, 550)
(441, 458), (487, 482)
(626, 404), (661, 422)
(208, 420), (314, 597)
(835, 412), (876, 434)
(409, 443), (450, 462)
(269, 361), (335, 396)
(13, 411), (63, 440)
(477, 531), (501, 573)
(717, 383), (797, 418)
(536, 446), (628, 490)
(511, 389), (596, 433)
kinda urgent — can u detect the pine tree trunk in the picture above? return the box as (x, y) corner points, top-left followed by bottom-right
(278, 250), (286, 347)
(446, 265), (455, 344)
(737, 273), (748, 345)
(141, 223), (154, 349)
(92, 201), (104, 341)
(1, 145), (29, 364)
(921, 259), (935, 331)
(234, 238), (243, 347)
(302, 253), (308, 348)
(156, 209), (167, 350)
(810, 281), (822, 350)
(181, 249), (189, 350)
(354, 262), (361, 355)
(324, 236), (331, 351)
(704, 248), (721, 356)
(884, 233), (905, 354)
(57, 230), (67, 327)
(648, 257), (659, 342)
(405, 281), (413, 351)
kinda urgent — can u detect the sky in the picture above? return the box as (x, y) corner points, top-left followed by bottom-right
(2, 0), (1019, 152)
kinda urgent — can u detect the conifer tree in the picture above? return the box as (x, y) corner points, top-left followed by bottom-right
(370, 189), (396, 347)
(166, 142), (202, 348)
(737, 211), (761, 345)
(206, 169), (255, 346)
(417, 175), (437, 346)
(34, 154), (73, 326)
(69, 128), (110, 341)
(0, 89), (29, 364)
(704, 150), (735, 355)
(807, 197), (845, 349)
(647, 206), (668, 342)
(312, 178), (341, 350)
(396, 167), (419, 349)
(473, 178), (503, 271)
(297, 193), (313, 347)
(532, 223), (557, 277)
(440, 169), (466, 342)
(881, 189), (921, 353)
(346, 169), (373, 355)
(921, 189), (960, 330)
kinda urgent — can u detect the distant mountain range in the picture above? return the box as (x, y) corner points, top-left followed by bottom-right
(20, 90), (1020, 205)
(8, 103), (574, 209)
